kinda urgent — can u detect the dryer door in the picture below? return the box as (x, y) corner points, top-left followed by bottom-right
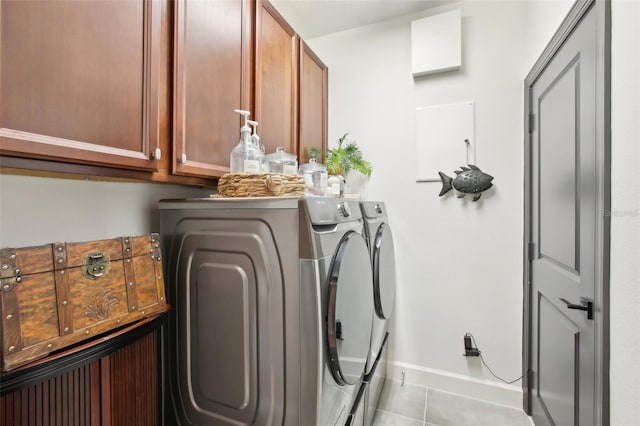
(327, 231), (374, 386)
(373, 223), (396, 320)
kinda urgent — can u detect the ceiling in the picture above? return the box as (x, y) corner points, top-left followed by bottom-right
(271, 0), (451, 39)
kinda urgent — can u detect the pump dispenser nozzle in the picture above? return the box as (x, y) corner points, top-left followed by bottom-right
(247, 120), (267, 171)
(247, 120), (260, 145)
(234, 109), (251, 134)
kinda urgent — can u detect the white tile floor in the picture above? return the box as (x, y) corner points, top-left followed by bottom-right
(372, 380), (532, 426)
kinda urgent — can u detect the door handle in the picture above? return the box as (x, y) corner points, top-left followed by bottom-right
(336, 320), (344, 340)
(560, 297), (593, 320)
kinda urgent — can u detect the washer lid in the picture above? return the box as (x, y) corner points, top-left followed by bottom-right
(373, 223), (396, 320)
(327, 231), (374, 386)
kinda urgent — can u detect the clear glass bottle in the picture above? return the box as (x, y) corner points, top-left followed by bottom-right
(230, 110), (262, 173)
(248, 120), (267, 172)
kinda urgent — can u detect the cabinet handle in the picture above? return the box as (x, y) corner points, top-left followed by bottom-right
(152, 148), (162, 160)
(179, 153), (187, 164)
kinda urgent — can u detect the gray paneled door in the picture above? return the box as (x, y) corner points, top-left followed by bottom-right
(529, 5), (598, 426)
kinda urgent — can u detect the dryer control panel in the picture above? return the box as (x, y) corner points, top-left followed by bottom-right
(304, 198), (361, 225)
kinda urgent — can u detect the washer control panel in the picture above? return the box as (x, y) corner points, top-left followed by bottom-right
(338, 201), (351, 218)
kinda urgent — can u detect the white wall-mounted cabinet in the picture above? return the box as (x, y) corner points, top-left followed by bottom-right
(411, 9), (461, 77)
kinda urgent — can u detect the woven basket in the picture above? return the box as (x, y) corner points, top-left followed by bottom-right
(217, 173), (305, 197)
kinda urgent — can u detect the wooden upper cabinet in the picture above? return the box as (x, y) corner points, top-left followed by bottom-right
(173, 0), (253, 178)
(255, 0), (298, 157)
(298, 41), (328, 164)
(0, 0), (161, 171)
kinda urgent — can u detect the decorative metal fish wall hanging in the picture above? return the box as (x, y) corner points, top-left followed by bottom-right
(438, 164), (494, 202)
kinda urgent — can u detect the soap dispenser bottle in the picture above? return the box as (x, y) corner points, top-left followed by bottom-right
(248, 120), (267, 172)
(230, 110), (261, 173)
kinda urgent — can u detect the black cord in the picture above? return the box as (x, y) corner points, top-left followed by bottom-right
(465, 332), (523, 385)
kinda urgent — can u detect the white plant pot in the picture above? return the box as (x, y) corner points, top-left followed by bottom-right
(344, 170), (369, 200)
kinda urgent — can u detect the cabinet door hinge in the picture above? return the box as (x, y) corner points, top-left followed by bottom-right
(528, 112), (535, 133)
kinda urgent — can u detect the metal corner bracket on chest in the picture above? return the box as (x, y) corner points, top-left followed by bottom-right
(0, 233), (167, 372)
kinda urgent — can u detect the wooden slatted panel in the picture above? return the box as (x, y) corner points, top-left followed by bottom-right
(109, 329), (159, 425)
(0, 361), (97, 426)
(1, 320), (161, 425)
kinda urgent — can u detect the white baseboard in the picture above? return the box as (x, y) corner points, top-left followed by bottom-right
(386, 361), (525, 410)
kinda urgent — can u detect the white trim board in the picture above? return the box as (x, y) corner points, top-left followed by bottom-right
(386, 361), (524, 409)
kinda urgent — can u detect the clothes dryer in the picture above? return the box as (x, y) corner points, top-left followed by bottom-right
(359, 201), (396, 426)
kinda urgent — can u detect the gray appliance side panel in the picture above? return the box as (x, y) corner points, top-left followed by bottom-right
(160, 208), (298, 426)
(189, 249), (255, 412)
(299, 258), (324, 425)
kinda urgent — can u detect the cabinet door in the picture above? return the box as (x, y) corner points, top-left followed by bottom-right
(173, 0), (253, 178)
(255, 0), (298, 156)
(298, 41), (328, 164)
(0, 0), (161, 171)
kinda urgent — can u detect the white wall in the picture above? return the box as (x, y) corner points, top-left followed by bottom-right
(524, 0), (574, 69)
(310, 1), (528, 405)
(610, 0), (640, 423)
(0, 174), (209, 247)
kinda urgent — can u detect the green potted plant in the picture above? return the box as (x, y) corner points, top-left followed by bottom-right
(325, 133), (372, 177)
(325, 133), (372, 198)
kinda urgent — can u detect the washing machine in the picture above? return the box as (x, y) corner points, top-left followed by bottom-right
(359, 201), (396, 426)
(299, 197), (374, 426)
(158, 197), (374, 426)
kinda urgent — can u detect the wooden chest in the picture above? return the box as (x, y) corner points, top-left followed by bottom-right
(0, 233), (166, 372)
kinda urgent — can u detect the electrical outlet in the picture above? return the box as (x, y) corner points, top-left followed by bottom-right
(463, 335), (480, 356)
